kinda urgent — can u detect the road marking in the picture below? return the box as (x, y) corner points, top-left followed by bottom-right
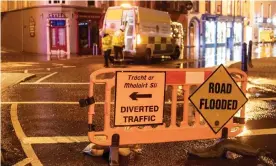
(2, 101), (80, 104)
(1, 68), (45, 72)
(35, 72), (58, 83)
(14, 157), (33, 166)
(23, 136), (89, 144)
(52, 63), (63, 66)
(12, 128), (276, 145)
(20, 82), (91, 85)
(238, 127), (276, 137)
(63, 65), (76, 68)
(10, 104), (43, 166)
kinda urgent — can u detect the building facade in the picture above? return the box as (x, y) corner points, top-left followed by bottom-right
(2, 0), (275, 59)
(186, 0), (250, 66)
(248, 1), (276, 44)
(1, 0), (103, 57)
(1, 0), (190, 57)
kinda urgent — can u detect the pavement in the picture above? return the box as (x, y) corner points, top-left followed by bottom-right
(229, 57), (276, 79)
(1, 73), (35, 92)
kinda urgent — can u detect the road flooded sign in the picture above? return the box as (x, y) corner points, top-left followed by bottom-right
(189, 64), (248, 134)
(114, 71), (166, 126)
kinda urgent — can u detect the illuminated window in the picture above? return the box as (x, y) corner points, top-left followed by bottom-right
(237, 0), (241, 16)
(269, 4), (271, 18)
(205, 20), (216, 44)
(205, 0), (211, 13)
(88, 1), (95, 6)
(217, 22), (226, 43)
(193, 1), (199, 12)
(48, 0), (65, 4)
(109, 1), (114, 6)
(227, 0), (232, 15)
(261, 3), (263, 18)
(216, 1), (222, 14)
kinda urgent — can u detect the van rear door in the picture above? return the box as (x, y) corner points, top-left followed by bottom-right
(121, 9), (136, 51)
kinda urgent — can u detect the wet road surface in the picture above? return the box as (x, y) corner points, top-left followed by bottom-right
(2, 56), (276, 166)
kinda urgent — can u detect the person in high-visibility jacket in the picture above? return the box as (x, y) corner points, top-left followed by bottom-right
(101, 30), (114, 67)
(112, 25), (125, 60)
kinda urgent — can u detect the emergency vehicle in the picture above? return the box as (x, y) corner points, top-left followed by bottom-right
(102, 4), (181, 64)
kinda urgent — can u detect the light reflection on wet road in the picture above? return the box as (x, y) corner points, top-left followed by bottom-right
(186, 44), (276, 68)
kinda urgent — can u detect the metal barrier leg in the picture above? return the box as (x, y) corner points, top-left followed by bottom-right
(221, 127), (229, 159)
(221, 127), (228, 139)
(109, 134), (120, 166)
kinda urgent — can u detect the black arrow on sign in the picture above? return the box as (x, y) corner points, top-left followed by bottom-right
(129, 92), (152, 100)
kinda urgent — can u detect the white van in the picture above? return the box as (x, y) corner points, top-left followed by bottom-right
(102, 5), (181, 64)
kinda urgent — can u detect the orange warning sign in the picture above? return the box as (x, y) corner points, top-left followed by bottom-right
(189, 64), (248, 134)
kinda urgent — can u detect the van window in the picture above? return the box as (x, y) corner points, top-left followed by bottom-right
(161, 37), (167, 43)
(122, 9), (135, 51)
(105, 9), (123, 20)
(126, 25), (133, 36)
(149, 37), (155, 44)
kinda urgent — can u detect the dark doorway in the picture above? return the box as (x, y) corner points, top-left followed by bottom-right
(77, 13), (101, 55)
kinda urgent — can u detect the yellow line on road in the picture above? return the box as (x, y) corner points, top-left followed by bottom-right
(1, 98), (276, 105)
(21, 82), (91, 85)
(1, 101), (180, 105)
(23, 136), (89, 144)
(10, 104), (43, 166)
(2, 101), (79, 104)
(10, 104), (26, 139)
(14, 157), (33, 166)
(13, 128), (276, 145)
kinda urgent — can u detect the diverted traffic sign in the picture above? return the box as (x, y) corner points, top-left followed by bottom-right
(115, 71), (165, 126)
(189, 65), (248, 134)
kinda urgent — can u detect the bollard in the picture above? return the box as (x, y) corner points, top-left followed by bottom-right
(241, 42), (248, 72)
(248, 40), (253, 68)
(109, 134), (120, 166)
(93, 44), (98, 55)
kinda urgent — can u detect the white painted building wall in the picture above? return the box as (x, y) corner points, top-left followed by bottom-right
(247, 1), (276, 43)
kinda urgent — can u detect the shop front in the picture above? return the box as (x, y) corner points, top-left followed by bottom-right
(202, 14), (244, 65)
(202, 14), (217, 48)
(202, 14), (217, 67)
(253, 15), (276, 44)
(76, 12), (103, 55)
(216, 18), (227, 64)
(233, 18), (243, 46)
